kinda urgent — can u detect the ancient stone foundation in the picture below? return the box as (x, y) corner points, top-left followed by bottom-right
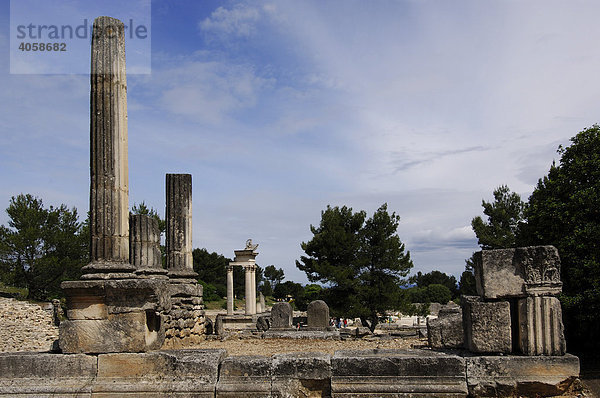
(0, 349), (579, 397)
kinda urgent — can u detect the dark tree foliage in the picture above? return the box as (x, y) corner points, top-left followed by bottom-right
(458, 269), (477, 297)
(273, 280), (305, 305)
(406, 284), (452, 305)
(0, 194), (88, 300)
(520, 125), (600, 354)
(462, 185), (525, 298)
(264, 265), (284, 289)
(471, 185), (525, 250)
(409, 270), (458, 298)
(296, 203), (413, 331)
(131, 202), (165, 233)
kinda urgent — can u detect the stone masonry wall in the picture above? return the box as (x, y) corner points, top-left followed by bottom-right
(0, 298), (58, 352)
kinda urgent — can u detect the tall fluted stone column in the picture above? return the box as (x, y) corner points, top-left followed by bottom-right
(166, 174), (196, 280)
(227, 265), (234, 315)
(245, 266), (252, 315)
(84, 16), (132, 277)
(59, 17), (169, 354)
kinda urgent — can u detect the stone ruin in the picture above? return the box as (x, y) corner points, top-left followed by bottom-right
(0, 16), (582, 398)
(428, 245), (567, 357)
(59, 16), (204, 353)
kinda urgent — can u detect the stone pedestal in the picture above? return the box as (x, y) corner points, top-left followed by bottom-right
(59, 279), (170, 353)
(518, 296), (566, 355)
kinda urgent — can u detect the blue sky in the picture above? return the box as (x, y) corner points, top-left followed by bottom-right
(1, 0), (600, 283)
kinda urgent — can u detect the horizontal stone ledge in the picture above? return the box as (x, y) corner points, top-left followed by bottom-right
(0, 350), (581, 397)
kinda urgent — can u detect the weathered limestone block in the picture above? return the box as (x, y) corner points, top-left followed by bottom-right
(427, 307), (463, 349)
(60, 279), (169, 353)
(216, 356), (272, 397)
(63, 279), (171, 316)
(466, 354), (579, 397)
(307, 300), (330, 330)
(95, 350), (225, 396)
(0, 353), (97, 396)
(86, 16), (131, 273)
(331, 349), (467, 397)
(474, 246), (562, 299)
(463, 297), (511, 354)
(59, 310), (164, 354)
(272, 352), (331, 397)
(270, 302), (293, 330)
(518, 295), (566, 356)
(129, 214), (163, 270)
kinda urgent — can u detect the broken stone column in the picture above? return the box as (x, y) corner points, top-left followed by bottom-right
(129, 214), (167, 278)
(227, 265), (234, 315)
(59, 17), (169, 354)
(166, 174), (195, 280)
(259, 292), (266, 313)
(163, 173), (204, 347)
(518, 295), (566, 355)
(257, 291), (263, 313)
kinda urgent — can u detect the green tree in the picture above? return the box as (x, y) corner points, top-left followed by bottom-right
(471, 185), (525, 249)
(0, 194), (87, 300)
(192, 248), (263, 302)
(273, 280), (304, 303)
(264, 265), (284, 290)
(297, 203), (413, 331)
(409, 270), (458, 298)
(261, 280), (273, 296)
(520, 125), (600, 354)
(192, 248), (231, 299)
(461, 185), (525, 298)
(131, 202), (165, 233)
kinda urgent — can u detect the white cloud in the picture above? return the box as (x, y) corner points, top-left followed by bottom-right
(199, 4), (261, 38)
(153, 60), (273, 125)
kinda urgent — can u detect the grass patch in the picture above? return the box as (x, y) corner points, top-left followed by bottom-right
(0, 283), (28, 299)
